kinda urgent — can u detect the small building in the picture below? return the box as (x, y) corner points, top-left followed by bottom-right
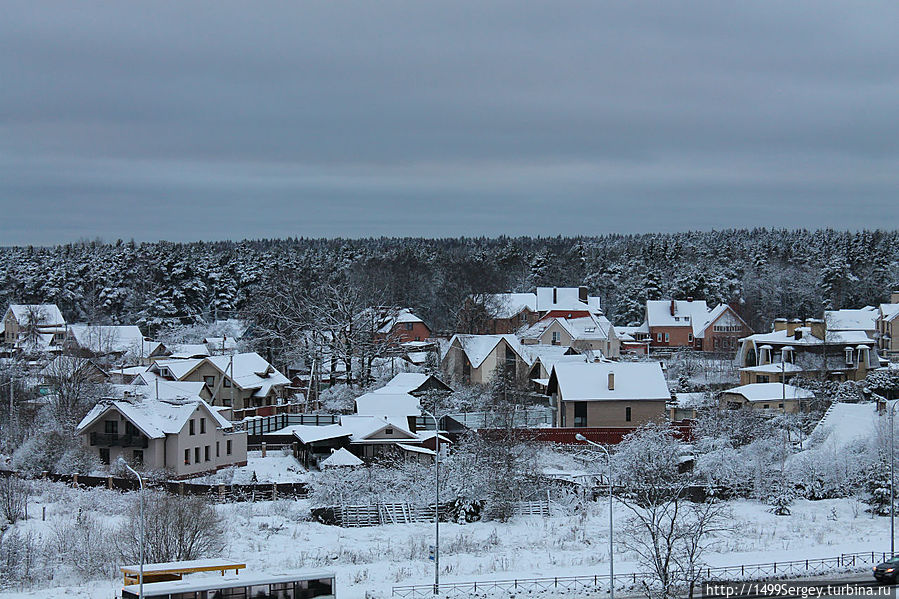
(719, 383), (814, 414)
(519, 312), (620, 359)
(547, 361), (670, 428)
(375, 308), (431, 344)
(76, 383), (247, 477)
(64, 324), (147, 363)
(877, 292), (899, 358)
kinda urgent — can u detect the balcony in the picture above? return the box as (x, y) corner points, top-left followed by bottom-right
(89, 433), (149, 448)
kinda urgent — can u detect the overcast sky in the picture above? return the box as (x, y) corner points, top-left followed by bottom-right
(2, 2), (898, 244)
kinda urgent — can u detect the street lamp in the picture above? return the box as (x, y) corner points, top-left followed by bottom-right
(119, 457), (145, 599)
(419, 407), (441, 594)
(575, 433), (614, 599)
(890, 401), (899, 556)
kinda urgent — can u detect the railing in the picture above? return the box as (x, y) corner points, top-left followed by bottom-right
(391, 551), (892, 598)
(89, 432), (149, 448)
(237, 413), (341, 436)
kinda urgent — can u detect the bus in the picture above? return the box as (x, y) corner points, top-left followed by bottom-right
(121, 569), (336, 599)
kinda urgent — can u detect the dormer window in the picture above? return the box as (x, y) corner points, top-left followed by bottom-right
(385, 427), (393, 435)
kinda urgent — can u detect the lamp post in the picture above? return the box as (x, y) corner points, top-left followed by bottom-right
(120, 458), (145, 599)
(890, 401), (899, 556)
(420, 407), (440, 594)
(575, 433), (614, 599)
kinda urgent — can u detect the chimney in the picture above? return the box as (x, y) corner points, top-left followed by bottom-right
(773, 318), (788, 332)
(608, 372), (615, 390)
(807, 318), (825, 340)
(686, 296), (693, 303)
(553, 287), (558, 304)
(670, 299), (676, 316)
(786, 318), (801, 336)
(578, 286), (588, 303)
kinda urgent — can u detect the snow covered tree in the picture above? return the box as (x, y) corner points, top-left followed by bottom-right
(865, 454), (893, 516)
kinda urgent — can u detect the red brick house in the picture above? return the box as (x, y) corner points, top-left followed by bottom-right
(376, 308), (431, 343)
(643, 299), (751, 351)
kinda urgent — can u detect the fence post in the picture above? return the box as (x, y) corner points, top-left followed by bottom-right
(273, 483), (278, 501)
(261, 442), (267, 457)
(72, 473), (78, 487)
(108, 475), (113, 489)
(774, 562), (777, 573)
(179, 482), (184, 496)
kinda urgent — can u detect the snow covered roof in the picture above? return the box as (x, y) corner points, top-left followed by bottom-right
(672, 392), (715, 409)
(739, 363), (804, 374)
(204, 336), (238, 351)
(38, 355), (108, 379)
(724, 383), (814, 402)
(694, 304), (749, 337)
(374, 372), (451, 395)
(280, 424), (351, 444)
(152, 358), (205, 380)
(549, 361), (670, 402)
(167, 343), (211, 359)
(123, 570), (335, 595)
(446, 334), (530, 369)
(76, 384), (230, 438)
(67, 324), (145, 355)
(205, 353), (290, 391)
(488, 292), (538, 319)
(535, 287), (600, 313)
(398, 443), (435, 456)
(355, 391), (421, 420)
(825, 307), (878, 332)
(6, 304), (65, 327)
(740, 327), (875, 347)
(376, 308), (427, 334)
(645, 300), (711, 336)
(339, 414), (418, 442)
(320, 447), (363, 467)
(520, 313), (613, 343)
(880, 303), (899, 323)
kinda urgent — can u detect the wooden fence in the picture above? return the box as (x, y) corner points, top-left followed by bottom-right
(312, 499), (550, 528)
(0, 469), (307, 502)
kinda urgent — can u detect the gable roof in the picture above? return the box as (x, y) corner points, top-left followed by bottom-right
(535, 287), (600, 313)
(374, 372), (452, 395)
(6, 304), (65, 327)
(489, 293), (538, 319)
(320, 447), (364, 467)
(880, 303), (899, 323)
(645, 300), (711, 336)
(75, 384), (231, 439)
(67, 324), (145, 355)
(548, 361), (670, 402)
(338, 414), (419, 442)
(279, 424), (351, 444)
(520, 313), (613, 343)
(445, 334), (530, 369)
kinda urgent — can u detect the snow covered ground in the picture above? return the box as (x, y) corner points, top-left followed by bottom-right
(2, 482), (891, 599)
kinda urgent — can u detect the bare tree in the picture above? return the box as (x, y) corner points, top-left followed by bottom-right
(42, 354), (111, 434)
(116, 493), (225, 563)
(0, 475), (30, 524)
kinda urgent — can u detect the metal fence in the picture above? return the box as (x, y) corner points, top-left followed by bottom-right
(239, 413), (340, 436)
(391, 551), (892, 598)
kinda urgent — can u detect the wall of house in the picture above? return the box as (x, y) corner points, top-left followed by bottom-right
(719, 393), (803, 414)
(388, 322), (431, 343)
(168, 405), (248, 477)
(79, 414), (165, 469)
(558, 399), (666, 428)
(179, 362), (255, 409)
(489, 309), (537, 334)
(3, 312), (19, 344)
(649, 326), (693, 348)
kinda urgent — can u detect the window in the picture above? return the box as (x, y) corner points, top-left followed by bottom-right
(405, 322), (414, 331)
(845, 348), (854, 365)
(216, 441), (220, 457)
(184, 449), (190, 465)
(125, 421), (138, 436)
(756, 375), (770, 383)
(204, 375), (216, 388)
(99, 447), (110, 465)
(763, 404), (770, 409)
(104, 420), (118, 434)
(385, 428), (394, 435)
(656, 333), (663, 342)
(551, 331), (561, 345)
(688, 333), (694, 343)
(664, 333), (670, 343)
(223, 378), (232, 388)
(200, 418), (206, 434)
(573, 402), (587, 427)
(189, 419), (195, 435)
(194, 447), (201, 463)
(227, 440), (232, 455)
(674, 317), (679, 322)
(204, 446), (210, 462)
(778, 403), (784, 409)
(132, 450), (143, 466)
(625, 406), (632, 422)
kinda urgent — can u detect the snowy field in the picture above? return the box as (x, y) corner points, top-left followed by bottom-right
(1, 481), (892, 599)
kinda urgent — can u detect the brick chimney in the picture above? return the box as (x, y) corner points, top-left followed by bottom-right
(578, 286), (588, 303)
(608, 372), (615, 390)
(773, 318), (788, 332)
(553, 287), (558, 304)
(670, 299), (676, 316)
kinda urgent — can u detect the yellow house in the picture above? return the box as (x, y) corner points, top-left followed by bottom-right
(719, 383), (814, 414)
(441, 334), (531, 386)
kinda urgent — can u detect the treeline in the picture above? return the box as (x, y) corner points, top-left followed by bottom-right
(0, 229), (896, 336)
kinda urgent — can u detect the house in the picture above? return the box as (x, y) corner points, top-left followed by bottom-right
(374, 308), (431, 344)
(719, 383), (814, 414)
(39, 355), (111, 387)
(75, 383), (247, 478)
(523, 345), (587, 388)
(2, 304), (66, 348)
(278, 414), (430, 463)
(64, 324), (147, 363)
(354, 391), (421, 432)
(546, 361), (670, 428)
(519, 312), (620, 358)
(441, 334), (531, 386)
(614, 326), (651, 355)
(669, 392), (715, 421)
(535, 286), (602, 317)
(643, 299), (752, 351)
(877, 292), (899, 358)
(148, 352), (290, 415)
(735, 318), (880, 385)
